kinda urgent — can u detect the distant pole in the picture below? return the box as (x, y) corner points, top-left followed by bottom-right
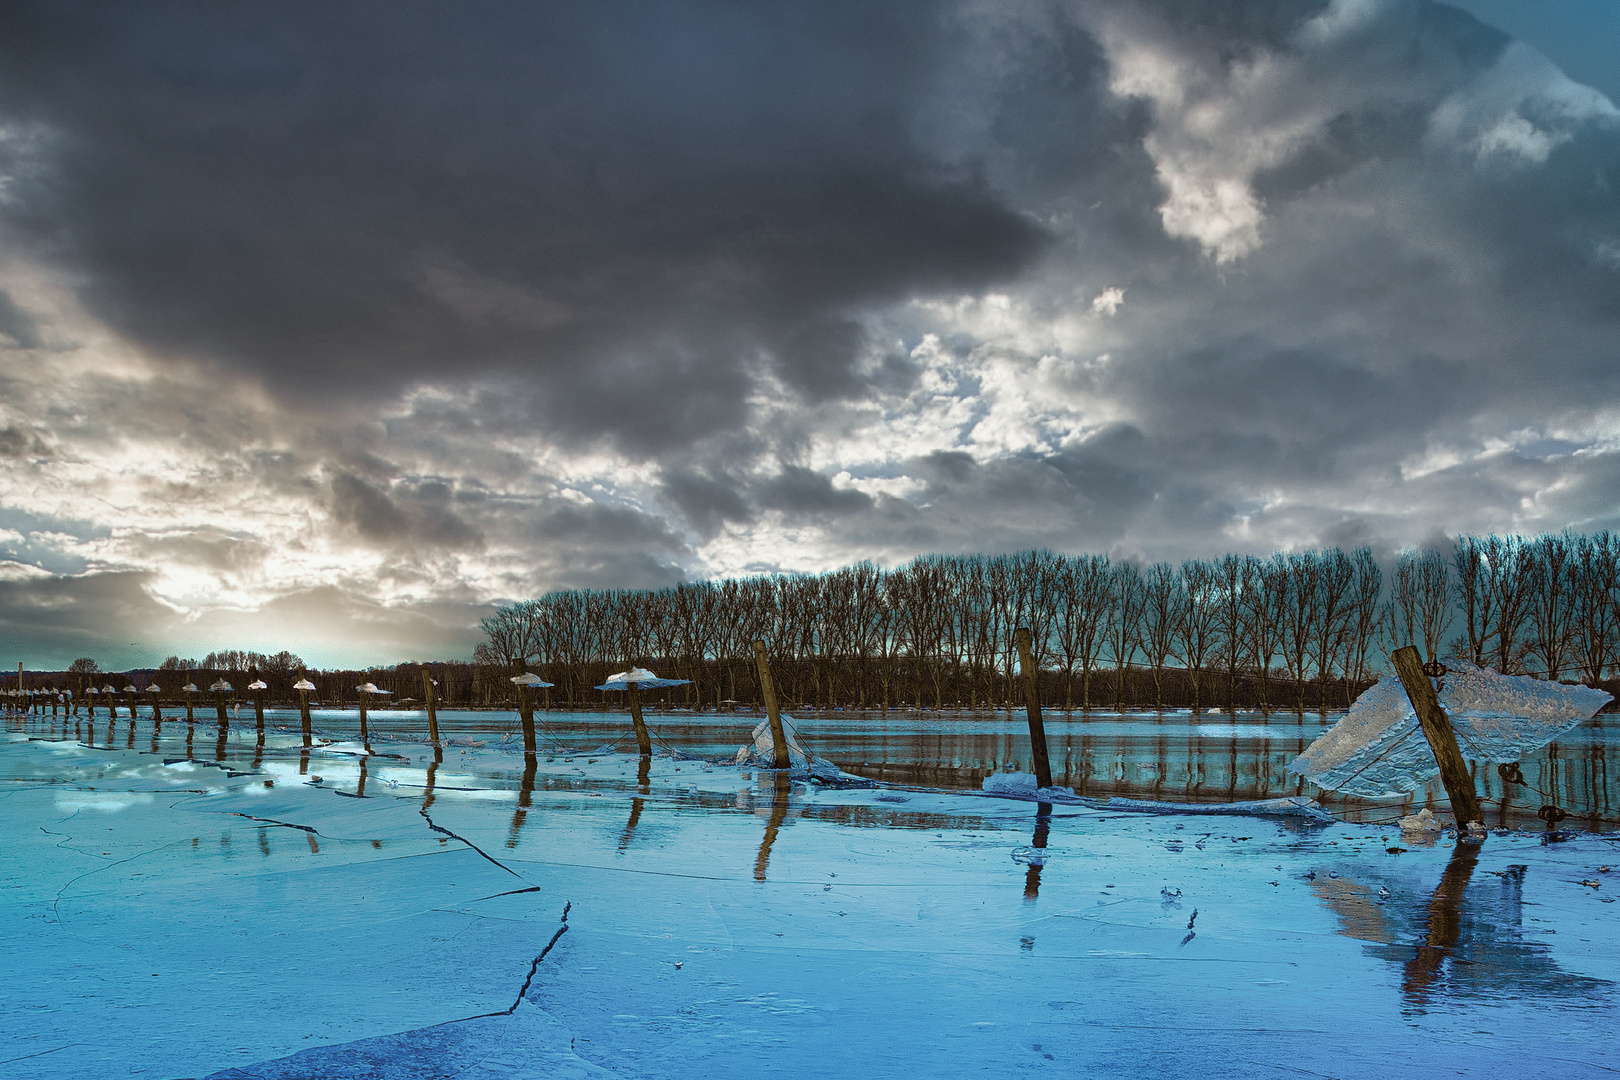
(421, 669), (440, 745)
(1015, 628), (1054, 789)
(251, 670), (265, 733)
(752, 639), (791, 769)
(627, 677), (651, 757)
(511, 657), (537, 757)
(1390, 646), (1483, 831)
(298, 675), (313, 747)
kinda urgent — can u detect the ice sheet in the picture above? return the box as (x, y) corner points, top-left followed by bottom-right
(1288, 662), (1612, 797)
(2, 716), (1618, 1079)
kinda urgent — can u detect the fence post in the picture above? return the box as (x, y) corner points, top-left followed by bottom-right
(628, 678), (651, 757)
(1390, 646), (1483, 831)
(752, 640), (791, 769)
(1015, 628), (1053, 789)
(421, 669), (440, 745)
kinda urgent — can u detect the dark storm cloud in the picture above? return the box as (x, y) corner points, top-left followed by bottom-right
(0, 0), (1050, 453)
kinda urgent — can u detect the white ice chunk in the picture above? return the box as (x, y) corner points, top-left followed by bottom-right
(1288, 660), (1611, 797)
(979, 771), (1077, 801)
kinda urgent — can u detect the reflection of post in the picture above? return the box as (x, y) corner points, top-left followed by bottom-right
(1023, 804), (1052, 901)
(356, 755), (369, 797)
(215, 718), (228, 762)
(1015, 628), (1053, 789)
(506, 756), (538, 848)
(754, 773), (792, 881)
(618, 797), (646, 851)
(1390, 647), (1482, 829)
(1401, 841), (1481, 1005)
(422, 759), (438, 809)
(628, 679), (651, 757)
(422, 669), (440, 746)
(752, 640), (791, 769)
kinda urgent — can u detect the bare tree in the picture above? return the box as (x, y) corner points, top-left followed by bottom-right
(1137, 562), (1183, 710)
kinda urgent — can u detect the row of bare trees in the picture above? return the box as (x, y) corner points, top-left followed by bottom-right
(477, 548), (1379, 713)
(481, 531), (1620, 715)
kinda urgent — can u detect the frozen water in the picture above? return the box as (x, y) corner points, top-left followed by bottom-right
(1106, 795), (1335, 823)
(732, 714), (849, 781)
(979, 771), (1078, 801)
(1288, 661), (1612, 797)
(2, 710), (1618, 1079)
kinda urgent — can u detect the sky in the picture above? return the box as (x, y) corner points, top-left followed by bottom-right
(1, 0), (1619, 670)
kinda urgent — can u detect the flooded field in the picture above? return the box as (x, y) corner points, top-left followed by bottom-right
(36, 702), (1617, 831)
(3, 703), (1618, 1079)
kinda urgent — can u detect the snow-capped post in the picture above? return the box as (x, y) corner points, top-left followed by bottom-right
(146, 683), (162, 723)
(752, 639), (791, 769)
(511, 657), (538, 757)
(596, 666), (688, 757)
(294, 676), (315, 746)
(210, 679), (231, 727)
(1015, 627), (1053, 790)
(248, 674), (267, 733)
(355, 681), (380, 744)
(1390, 646), (1482, 832)
(421, 669), (440, 745)
(103, 683), (119, 720)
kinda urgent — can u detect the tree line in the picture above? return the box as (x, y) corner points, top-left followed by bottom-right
(479, 531), (1620, 714)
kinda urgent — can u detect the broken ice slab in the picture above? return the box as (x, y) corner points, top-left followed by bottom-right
(1105, 795), (1335, 823)
(1288, 661), (1612, 797)
(979, 771), (1079, 803)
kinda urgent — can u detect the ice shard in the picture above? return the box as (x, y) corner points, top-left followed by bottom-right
(1288, 660), (1612, 797)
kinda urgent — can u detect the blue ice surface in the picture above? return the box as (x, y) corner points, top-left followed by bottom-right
(1, 714), (1617, 1079)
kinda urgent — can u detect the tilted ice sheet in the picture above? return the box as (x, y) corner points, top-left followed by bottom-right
(1288, 661), (1612, 797)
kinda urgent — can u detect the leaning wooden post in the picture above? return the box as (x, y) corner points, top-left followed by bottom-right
(627, 678), (651, 757)
(421, 668), (440, 745)
(1390, 646), (1483, 831)
(357, 686), (370, 744)
(1015, 627), (1054, 789)
(752, 639), (791, 769)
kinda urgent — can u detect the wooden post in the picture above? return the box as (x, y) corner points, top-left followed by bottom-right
(421, 669), (440, 745)
(511, 657), (537, 757)
(185, 689), (194, 723)
(298, 684), (312, 747)
(358, 689), (370, 744)
(1015, 628), (1054, 789)
(627, 678), (651, 757)
(214, 689), (227, 727)
(752, 640), (791, 770)
(1390, 646), (1483, 830)
(251, 670), (265, 733)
